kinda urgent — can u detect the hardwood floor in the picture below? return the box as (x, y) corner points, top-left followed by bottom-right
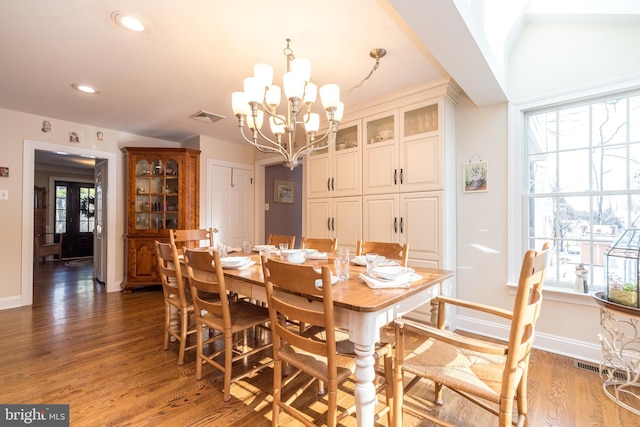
(0, 261), (636, 426)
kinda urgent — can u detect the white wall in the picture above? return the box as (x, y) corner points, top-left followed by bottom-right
(455, 20), (640, 362)
(0, 108), (181, 307)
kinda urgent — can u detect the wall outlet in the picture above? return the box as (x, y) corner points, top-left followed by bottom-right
(264, 203), (269, 211)
(0, 189), (8, 200)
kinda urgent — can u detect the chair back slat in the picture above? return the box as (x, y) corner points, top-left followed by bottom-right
(301, 237), (338, 252)
(267, 234), (296, 248)
(155, 241), (187, 304)
(170, 228), (215, 252)
(357, 240), (409, 266)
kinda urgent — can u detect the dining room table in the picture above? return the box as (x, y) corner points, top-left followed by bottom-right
(186, 248), (454, 426)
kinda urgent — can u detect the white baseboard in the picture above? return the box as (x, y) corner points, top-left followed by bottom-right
(455, 315), (602, 364)
(0, 295), (23, 310)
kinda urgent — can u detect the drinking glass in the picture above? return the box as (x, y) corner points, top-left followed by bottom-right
(217, 243), (228, 258)
(366, 253), (379, 276)
(335, 248), (350, 281)
(279, 243), (289, 252)
(242, 240), (252, 254)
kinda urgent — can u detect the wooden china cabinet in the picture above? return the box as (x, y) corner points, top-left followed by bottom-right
(122, 147), (200, 292)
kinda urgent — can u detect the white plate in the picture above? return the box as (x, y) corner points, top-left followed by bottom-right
(252, 245), (277, 252)
(351, 255), (386, 266)
(351, 255), (368, 266)
(372, 266), (415, 281)
(219, 256), (250, 268)
(315, 275), (339, 288)
(307, 252), (328, 259)
(222, 260), (256, 270)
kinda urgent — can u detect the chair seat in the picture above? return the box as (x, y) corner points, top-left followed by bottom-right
(402, 338), (520, 403)
(199, 300), (270, 334)
(279, 343), (356, 385)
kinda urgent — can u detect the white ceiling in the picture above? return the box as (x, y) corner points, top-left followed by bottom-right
(2, 0), (638, 158)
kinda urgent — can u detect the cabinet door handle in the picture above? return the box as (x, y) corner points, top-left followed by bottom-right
(394, 217), (398, 233)
(400, 168), (404, 185)
(331, 217), (335, 231)
(327, 218), (331, 231)
(331, 177), (334, 191)
(394, 169), (397, 185)
(327, 178), (331, 191)
(400, 217), (404, 233)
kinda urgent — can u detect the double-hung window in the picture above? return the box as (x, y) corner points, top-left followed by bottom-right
(524, 90), (640, 292)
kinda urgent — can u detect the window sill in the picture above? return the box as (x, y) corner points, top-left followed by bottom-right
(506, 281), (600, 307)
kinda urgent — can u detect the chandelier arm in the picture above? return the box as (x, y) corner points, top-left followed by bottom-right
(237, 124), (287, 155)
(293, 124), (337, 158)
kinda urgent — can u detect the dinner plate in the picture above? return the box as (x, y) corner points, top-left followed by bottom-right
(372, 266), (415, 281)
(307, 252), (328, 260)
(315, 275), (339, 288)
(219, 256), (251, 268)
(252, 245), (277, 252)
(351, 255), (386, 266)
(221, 260), (256, 270)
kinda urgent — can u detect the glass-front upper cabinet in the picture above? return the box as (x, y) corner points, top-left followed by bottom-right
(365, 113), (395, 146)
(403, 103), (438, 138)
(335, 123), (358, 152)
(134, 157), (179, 230)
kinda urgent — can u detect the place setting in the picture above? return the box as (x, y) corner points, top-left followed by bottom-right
(356, 253), (421, 289)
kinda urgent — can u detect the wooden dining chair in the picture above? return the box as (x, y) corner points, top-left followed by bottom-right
(356, 240), (409, 266)
(183, 247), (273, 402)
(169, 228), (215, 253)
(155, 241), (197, 366)
(300, 237), (338, 252)
(262, 257), (393, 426)
(267, 234), (295, 249)
(392, 243), (552, 427)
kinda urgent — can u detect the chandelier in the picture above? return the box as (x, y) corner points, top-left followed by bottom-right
(232, 39), (343, 170)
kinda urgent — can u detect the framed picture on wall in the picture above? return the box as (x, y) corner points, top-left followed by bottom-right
(463, 160), (488, 193)
(274, 180), (294, 203)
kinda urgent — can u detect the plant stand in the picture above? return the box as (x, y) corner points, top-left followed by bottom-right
(593, 292), (640, 415)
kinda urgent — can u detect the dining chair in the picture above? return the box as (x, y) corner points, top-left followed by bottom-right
(169, 228), (215, 253)
(267, 234), (296, 249)
(356, 240), (409, 266)
(392, 243), (551, 427)
(300, 237), (338, 252)
(155, 241), (197, 366)
(262, 257), (393, 426)
(183, 247), (273, 402)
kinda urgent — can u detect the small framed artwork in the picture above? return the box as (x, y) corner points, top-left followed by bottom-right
(463, 161), (488, 193)
(274, 179), (294, 203)
(0, 167), (8, 177)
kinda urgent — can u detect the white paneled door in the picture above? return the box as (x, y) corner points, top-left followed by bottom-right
(208, 162), (254, 248)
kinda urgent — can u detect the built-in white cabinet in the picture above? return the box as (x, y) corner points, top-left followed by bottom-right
(363, 192), (442, 267)
(306, 120), (361, 199)
(305, 196), (361, 251)
(363, 102), (442, 195)
(304, 79), (459, 319)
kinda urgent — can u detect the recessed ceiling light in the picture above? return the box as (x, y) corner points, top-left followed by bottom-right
(72, 83), (101, 94)
(111, 11), (152, 34)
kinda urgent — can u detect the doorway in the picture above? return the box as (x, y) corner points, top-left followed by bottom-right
(22, 140), (119, 307)
(53, 180), (95, 258)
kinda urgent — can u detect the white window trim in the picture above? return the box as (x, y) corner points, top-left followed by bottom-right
(508, 76), (640, 305)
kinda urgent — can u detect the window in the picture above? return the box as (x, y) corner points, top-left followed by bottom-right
(524, 90), (640, 292)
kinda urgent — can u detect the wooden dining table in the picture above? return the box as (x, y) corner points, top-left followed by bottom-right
(187, 250), (454, 426)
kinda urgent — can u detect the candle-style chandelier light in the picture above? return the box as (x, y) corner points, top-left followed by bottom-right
(232, 39), (343, 170)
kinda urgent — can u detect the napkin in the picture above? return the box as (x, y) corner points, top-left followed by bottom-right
(359, 273), (422, 289)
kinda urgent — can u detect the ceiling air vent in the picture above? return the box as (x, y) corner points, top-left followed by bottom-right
(189, 110), (226, 124)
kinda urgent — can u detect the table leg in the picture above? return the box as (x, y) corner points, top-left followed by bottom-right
(352, 341), (377, 427)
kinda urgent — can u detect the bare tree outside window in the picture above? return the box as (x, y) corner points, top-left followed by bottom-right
(526, 92), (640, 291)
